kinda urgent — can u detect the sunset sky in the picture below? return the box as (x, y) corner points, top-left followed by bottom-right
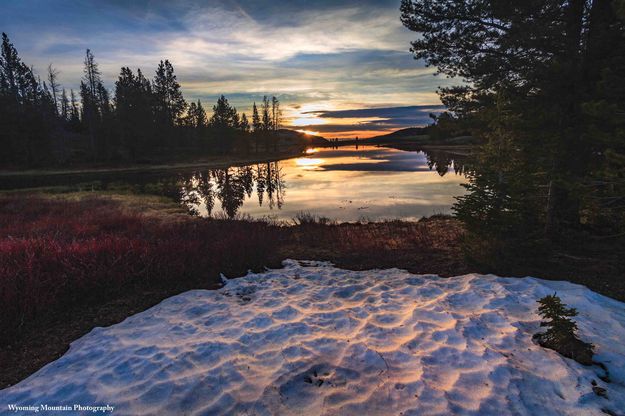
(0, 0), (455, 138)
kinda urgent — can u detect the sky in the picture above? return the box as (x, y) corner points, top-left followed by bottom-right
(0, 0), (456, 138)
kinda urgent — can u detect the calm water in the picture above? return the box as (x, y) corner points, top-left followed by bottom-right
(2, 145), (468, 222)
(179, 146), (467, 221)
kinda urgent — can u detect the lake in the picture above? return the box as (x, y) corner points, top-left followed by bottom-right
(179, 145), (468, 221)
(1, 145), (468, 222)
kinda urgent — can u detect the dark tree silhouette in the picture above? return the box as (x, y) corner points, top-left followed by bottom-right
(80, 49), (109, 159)
(401, 0), (625, 267)
(185, 99), (207, 128)
(0, 32), (302, 167)
(209, 95), (241, 154)
(153, 60), (186, 136)
(46, 64), (60, 116)
(239, 113), (250, 132)
(0, 33), (56, 164)
(252, 102), (261, 153)
(60, 88), (69, 121)
(115, 67), (154, 158)
(210, 95), (238, 128)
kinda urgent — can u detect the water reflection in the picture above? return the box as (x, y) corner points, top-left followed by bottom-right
(0, 145), (468, 222)
(423, 148), (467, 176)
(176, 146), (468, 221)
(181, 162), (285, 218)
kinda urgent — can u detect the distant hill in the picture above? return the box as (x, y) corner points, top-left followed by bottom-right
(363, 127), (480, 146)
(277, 129), (329, 147)
(363, 127), (430, 144)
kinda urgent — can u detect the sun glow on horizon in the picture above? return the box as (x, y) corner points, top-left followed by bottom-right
(296, 129), (321, 136)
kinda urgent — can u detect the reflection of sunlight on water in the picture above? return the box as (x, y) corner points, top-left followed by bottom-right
(174, 146), (468, 221)
(295, 157), (324, 169)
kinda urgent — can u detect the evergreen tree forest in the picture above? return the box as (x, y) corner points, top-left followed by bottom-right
(401, 0), (625, 270)
(0, 33), (284, 167)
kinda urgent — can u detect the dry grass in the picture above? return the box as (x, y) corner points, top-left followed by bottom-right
(280, 216), (467, 276)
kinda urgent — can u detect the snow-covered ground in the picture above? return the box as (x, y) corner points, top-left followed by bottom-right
(2, 260), (625, 415)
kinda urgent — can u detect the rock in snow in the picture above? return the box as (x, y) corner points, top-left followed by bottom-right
(2, 260), (625, 415)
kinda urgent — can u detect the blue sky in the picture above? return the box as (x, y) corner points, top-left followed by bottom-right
(0, 0), (455, 138)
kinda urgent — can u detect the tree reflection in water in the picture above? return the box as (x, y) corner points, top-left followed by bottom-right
(422, 148), (468, 177)
(177, 148), (465, 219)
(180, 161), (285, 218)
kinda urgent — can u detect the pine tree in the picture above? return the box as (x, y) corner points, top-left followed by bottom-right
(186, 101), (198, 127)
(134, 68), (154, 144)
(538, 294), (580, 345)
(261, 95), (271, 131)
(115, 67), (137, 157)
(46, 64), (60, 116)
(252, 102), (260, 132)
(153, 60), (186, 128)
(80, 49), (107, 158)
(69, 89), (80, 126)
(1, 32), (21, 100)
(239, 113), (249, 132)
(0, 32), (53, 163)
(210, 95), (238, 128)
(115, 66), (155, 159)
(402, 0), (625, 264)
(209, 95), (239, 153)
(535, 294), (594, 365)
(184, 100), (207, 129)
(60, 88), (69, 121)
(195, 99), (207, 128)
(270, 96), (281, 150)
(252, 102), (261, 153)
(261, 96), (272, 152)
(271, 96), (281, 131)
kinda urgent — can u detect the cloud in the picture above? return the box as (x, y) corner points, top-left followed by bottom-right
(308, 105), (445, 119)
(294, 105), (444, 136)
(0, 0), (459, 137)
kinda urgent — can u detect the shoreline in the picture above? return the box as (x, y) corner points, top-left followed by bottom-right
(0, 142), (477, 180)
(0, 148), (305, 180)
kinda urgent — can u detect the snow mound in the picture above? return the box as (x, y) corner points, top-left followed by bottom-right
(2, 260), (625, 415)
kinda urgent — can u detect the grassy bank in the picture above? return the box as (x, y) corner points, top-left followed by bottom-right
(0, 148), (305, 190)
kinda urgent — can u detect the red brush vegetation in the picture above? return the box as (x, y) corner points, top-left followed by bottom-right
(0, 196), (279, 344)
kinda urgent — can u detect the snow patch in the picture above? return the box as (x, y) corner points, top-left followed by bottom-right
(2, 260), (625, 415)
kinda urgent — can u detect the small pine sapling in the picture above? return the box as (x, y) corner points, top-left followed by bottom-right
(534, 293), (594, 365)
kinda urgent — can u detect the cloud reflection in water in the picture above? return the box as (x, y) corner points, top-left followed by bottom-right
(182, 146), (467, 222)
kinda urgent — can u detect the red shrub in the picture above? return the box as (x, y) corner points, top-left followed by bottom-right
(0, 196), (279, 343)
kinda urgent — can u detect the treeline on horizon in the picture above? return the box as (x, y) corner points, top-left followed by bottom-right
(402, 0), (625, 268)
(0, 33), (286, 167)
